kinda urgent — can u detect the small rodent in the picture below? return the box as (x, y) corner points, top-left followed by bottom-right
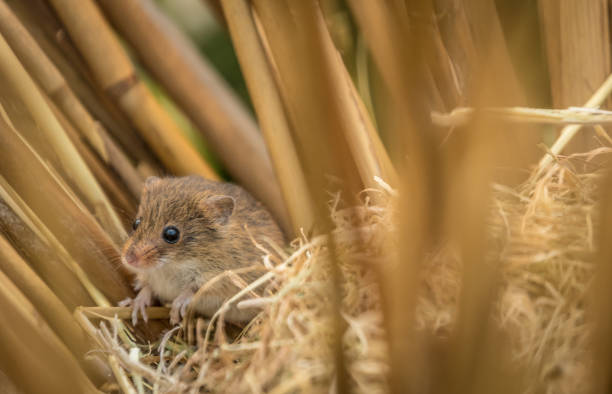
(120, 175), (285, 325)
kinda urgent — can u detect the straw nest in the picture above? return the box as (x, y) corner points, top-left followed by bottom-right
(89, 150), (608, 394)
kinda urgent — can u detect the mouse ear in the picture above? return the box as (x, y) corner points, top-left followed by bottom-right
(143, 176), (161, 190)
(200, 195), (235, 225)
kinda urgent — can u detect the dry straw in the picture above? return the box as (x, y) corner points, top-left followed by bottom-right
(84, 144), (608, 393)
(2, 0), (612, 393)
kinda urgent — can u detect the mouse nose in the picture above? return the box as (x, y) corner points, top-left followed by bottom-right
(123, 249), (141, 267)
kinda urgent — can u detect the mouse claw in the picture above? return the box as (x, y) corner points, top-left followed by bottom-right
(170, 290), (194, 325)
(131, 307), (139, 327)
(130, 286), (153, 326)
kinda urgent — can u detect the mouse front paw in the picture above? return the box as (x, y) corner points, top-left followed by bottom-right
(170, 290), (194, 325)
(118, 297), (133, 307)
(129, 286), (153, 326)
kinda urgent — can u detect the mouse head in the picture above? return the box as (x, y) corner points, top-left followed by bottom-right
(121, 176), (236, 272)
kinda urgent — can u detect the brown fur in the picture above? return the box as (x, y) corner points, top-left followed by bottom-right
(121, 175), (285, 323)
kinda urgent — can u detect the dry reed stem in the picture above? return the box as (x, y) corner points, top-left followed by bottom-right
(0, 268), (98, 393)
(432, 0), (542, 170)
(0, 233), (110, 383)
(588, 168), (612, 393)
(460, 0), (527, 106)
(46, 95), (138, 217)
(0, 0), (144, 198)
(346, 2), (439, 392)
(0, 176), (110, 308)
(47, 0), (218, 180)
(435, 1), (537, 389)
(221, 0), (314, 235)
(311, 2), (397, 192)
(536, 73), (612, 176)
(426, 18), (461, 109)
(538, 0), (611, 152)
(346, 0), (409, 105)
(97, 0), (290, 230)
(80, 306), (170, 321)
(252, 0), (364, 201)
(74, 307), (151, 390)
(443, 120), (520, 394)
(0, 370), (19, 394)
(108, 355), (138, 394)
(8, 0), (161, 172)
(0, 1), (606, 393)
(433, 0), (479, 101)
(0, 196), (94, 310)
(433, 106), (612, 127)
(0, 30), (127, 244)
(344, 68), (398, 188)
(0, 104), (133, 303)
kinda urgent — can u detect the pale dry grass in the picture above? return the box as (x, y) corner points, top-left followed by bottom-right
(85, 148), (608, 393)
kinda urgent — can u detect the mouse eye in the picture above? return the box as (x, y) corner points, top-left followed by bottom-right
(132, 218), (141, 231)
(162, 226), (180, 244)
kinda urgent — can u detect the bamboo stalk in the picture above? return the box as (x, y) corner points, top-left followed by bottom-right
(0, 103), (133, 304)
(220, 0), (313, 235)
(0, 30), (127, 244)
(46, 0), (218, 180)
(96, 0), (290, 230)
(0, 234), (110, 383)
(0, 0), (144, 198)
(0, 268), (98, 393)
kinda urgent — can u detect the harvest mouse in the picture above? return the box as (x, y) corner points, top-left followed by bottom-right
(119, 175), (285, 325)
